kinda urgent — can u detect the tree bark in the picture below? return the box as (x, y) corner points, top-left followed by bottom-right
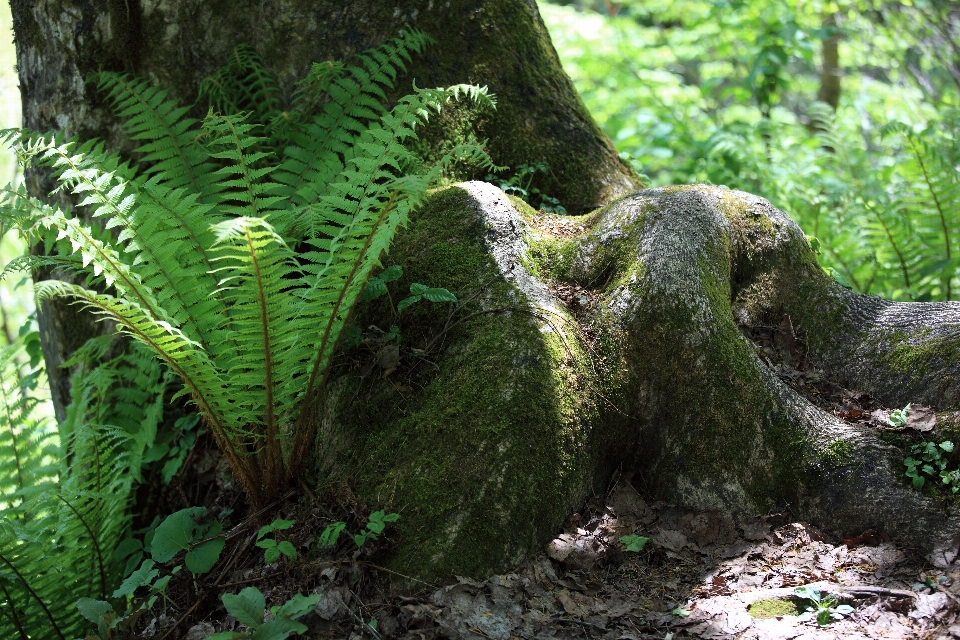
(12, 0), (959, 584)
(817, 13), (841, 109)
(10, 0), (639, 419)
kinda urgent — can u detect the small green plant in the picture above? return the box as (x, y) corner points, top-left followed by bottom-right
(888, 403), (912, 427)
(256, 518), (297, 563)
(486, 162), (567, 214)
(619, 534), (651, 552)
(207, 587), (321, 640)
(318, 510), (400, 549)
(793, 586), (854, 625)
(360, 264), (457, 314)
(904, 440), (960, 492)
(150, 506), (226, 575)
(77, 560), (182, 639)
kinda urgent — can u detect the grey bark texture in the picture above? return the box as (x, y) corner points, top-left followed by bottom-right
(10, 0), (638, 419)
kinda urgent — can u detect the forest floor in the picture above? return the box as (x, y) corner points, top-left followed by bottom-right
(142, 473), (960, 640)
(138, 304), (960, 639)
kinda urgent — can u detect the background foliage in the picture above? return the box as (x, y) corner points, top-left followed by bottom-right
(541, 0), (960, 301)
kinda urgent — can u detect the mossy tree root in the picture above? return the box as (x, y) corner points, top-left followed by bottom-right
(324, 183), (960, 581)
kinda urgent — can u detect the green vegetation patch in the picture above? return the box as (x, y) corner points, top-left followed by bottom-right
(322, 186), (608, 580)
(749, 598), (799, 619)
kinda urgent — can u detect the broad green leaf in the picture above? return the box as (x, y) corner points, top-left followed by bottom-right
(250, 617), (307, 640)
(422, 287), (456, 303)
(76, 598), (114, 624)
(186, 535), (225, 574)
(151, 507), (204, 562)
(222, 588), (266, 628)
(272, 593), (322, 620)
(113, 559), (159, 598)
(277, 540), (297, 560)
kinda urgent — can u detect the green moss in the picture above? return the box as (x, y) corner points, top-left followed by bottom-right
(616, 188), (810, 514)
(822, 439), (854, 467)
(749, 598), (798, 619)
(881, 329), (960, 378)
(506, 194), (538, 217)
(317, 186), (605, 580)
(526, 236), (578, 281)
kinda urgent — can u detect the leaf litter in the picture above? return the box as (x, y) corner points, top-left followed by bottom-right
(147, 477), (960, 640)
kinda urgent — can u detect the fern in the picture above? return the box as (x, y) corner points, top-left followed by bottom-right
(0, 344), (56, 509)
(882, 121), (960, 300)
(0, 339), (162, 640)
(0, 31), (498, 509)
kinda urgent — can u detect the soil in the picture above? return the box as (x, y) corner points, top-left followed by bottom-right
(132, 474), (960, 640)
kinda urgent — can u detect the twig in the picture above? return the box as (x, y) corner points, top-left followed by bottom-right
(299, 476), (317, 502)
(338, 590), (384, 640)
(158, 598), (204, 640)
(301, 558), (440, 589)
(213, 533), (254, 586)
(552, 617), (608, 631)
(735, 582), (917, 605)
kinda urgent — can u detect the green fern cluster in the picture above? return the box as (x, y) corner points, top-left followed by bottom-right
(686, 101), (960, 301)
(0, 340), (164, 639)
(0, 30), (497, 510)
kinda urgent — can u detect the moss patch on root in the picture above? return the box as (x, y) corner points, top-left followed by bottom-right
(749, 598), (799, 619)
(315, 186), (605, 580)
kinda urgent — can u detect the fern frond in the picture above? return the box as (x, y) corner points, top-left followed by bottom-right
(32, 281), (232, 433)
(273, 31), (435, 222)
(201, 45), (284, 129)
(91, 72), (220, 199)
(0, 337), (165, 640)
(0, 344), (56, 509)
(203, 113), (283, 219)
(883, 121), (960, 299)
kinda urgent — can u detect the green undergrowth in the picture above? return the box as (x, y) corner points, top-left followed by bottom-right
(749, 598), (799, 619)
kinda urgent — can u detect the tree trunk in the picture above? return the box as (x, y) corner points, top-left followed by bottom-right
(331, 182), (960, 580)
(817, 13), (841, 109)
(11, 0), (638, 419)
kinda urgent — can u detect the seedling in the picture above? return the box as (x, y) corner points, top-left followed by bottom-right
(318, 510), (400, 549)
(207, 587), (320, 640)
(256, 518), (297, 564)
(620, 534), (651, 552)
(888, 403), (912, 427)
(794, 586), (854, 625)
(904, 440), (959, 492)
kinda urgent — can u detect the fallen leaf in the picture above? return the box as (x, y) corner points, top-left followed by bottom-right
(905, 404), (937, 432)
(376, 344), (400, 375)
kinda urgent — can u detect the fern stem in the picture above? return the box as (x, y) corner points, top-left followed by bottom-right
(291, 190), (399, 477)
(907, 135), (953, 299)
(243, 225), (281, 489)
(0, 553), (66, 640)
(862, 198), (911, 289)
(0, 580), (29, 640)
(55, 495), (107, 600)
